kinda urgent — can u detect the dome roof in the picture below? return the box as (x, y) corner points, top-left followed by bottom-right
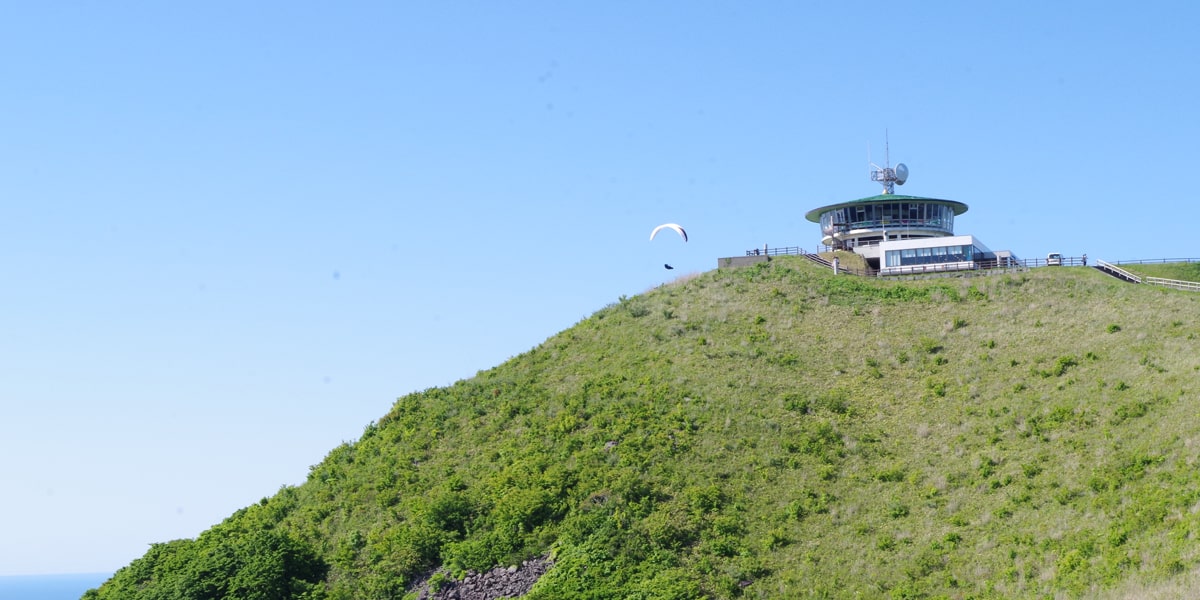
(804, 194), (968, 223)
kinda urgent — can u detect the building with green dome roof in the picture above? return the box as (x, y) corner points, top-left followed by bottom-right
(804, 162), (1013, 275)
(804, 194), (969, 249)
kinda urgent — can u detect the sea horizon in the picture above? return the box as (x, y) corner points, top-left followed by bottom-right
(0, 572), (112, 600)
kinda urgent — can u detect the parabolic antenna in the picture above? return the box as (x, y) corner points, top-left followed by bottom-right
(894, 163), (908, 185)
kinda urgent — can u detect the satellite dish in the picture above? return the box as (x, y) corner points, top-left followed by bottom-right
(894, 163), (908, 185)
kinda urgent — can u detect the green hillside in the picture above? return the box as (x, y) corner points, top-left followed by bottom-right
(1120, 261), (1200, 282)
(86, 258), (1200, 599)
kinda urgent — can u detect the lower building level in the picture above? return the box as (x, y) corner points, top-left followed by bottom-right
(876, 235), (1015, 275)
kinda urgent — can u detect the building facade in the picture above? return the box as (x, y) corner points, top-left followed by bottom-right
(805, 166), (1013, 273)
(805, 194), (968, 250)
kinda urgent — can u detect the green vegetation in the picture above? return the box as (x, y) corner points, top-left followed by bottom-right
(86, 258), (1200, 598)
(1120, 261), (1200, 282)
(817, 249), (868, 272)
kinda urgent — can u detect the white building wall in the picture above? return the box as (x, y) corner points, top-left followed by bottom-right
(878, 235), (994, 276)
(878, 235), (990, 255)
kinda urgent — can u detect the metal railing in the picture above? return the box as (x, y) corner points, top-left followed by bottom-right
(742, 248), (1071, 273)
(733, 249), (1200, 288)
(879, 258), (1027, 277)
(1015, 256), (1083, 268)
(883, 256), (1091, 272)
(1145, 277), (1200, 292)
(1095, 260), (1142, 283)
(1113, 258), (1200, 266)
(745, 246), (806, 257)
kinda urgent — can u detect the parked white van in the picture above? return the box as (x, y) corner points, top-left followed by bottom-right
(1046, 252), (1063, 266)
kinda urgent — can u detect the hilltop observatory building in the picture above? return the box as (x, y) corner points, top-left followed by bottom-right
(805, 155), (1011, 274)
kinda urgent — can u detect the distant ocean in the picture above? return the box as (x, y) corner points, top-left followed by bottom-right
(0, 573), (111, 600)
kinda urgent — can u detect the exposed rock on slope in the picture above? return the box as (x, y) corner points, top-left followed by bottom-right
(414, 557), (553, 600)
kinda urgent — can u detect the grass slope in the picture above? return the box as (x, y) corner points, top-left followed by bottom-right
(87, 259), (1200, 599)
(1121, 261), (1200, 282)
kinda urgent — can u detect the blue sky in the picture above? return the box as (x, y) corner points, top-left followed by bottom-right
(3, 2), (1198, 576)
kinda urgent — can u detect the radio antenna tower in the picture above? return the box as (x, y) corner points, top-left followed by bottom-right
(869, 130), (908, 194)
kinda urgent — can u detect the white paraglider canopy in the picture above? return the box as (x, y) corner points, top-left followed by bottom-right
(649, 223), (688, 243)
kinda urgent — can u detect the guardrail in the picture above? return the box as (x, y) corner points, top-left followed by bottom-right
(1095, 260), (1142, 283)
(1113, 258), (1200, 266)
(879, 257), (1031, 276)
(1145, 277), (1200, 292)
(745, 246), (806, 257)
(739, 249), (1083, 272)
(731, 249), (1200, 288)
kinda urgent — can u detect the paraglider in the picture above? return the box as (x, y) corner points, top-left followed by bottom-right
(649, 223), (687, 243)
(664, 264), (674, 270)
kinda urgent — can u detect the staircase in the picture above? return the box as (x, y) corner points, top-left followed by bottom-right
(1093, 260), (1142, 283)
(802, 253), (832, 269)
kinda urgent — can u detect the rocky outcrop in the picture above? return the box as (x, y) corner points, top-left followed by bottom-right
(413, 556), (553, 600)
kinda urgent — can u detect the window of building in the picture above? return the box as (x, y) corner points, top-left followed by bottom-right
(888, 242), (979, 269)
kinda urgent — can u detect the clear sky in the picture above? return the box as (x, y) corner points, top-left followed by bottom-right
(3, 2), (1198, 576)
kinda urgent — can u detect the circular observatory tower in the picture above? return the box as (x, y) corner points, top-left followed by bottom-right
(804, 157), (970, 271)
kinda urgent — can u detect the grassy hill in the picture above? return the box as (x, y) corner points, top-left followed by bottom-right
(1120, 261), (1200, 282)
(85, 258), (1200, 599)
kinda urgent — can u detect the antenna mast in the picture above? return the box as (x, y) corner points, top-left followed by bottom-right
(869, 130), (908, 194)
